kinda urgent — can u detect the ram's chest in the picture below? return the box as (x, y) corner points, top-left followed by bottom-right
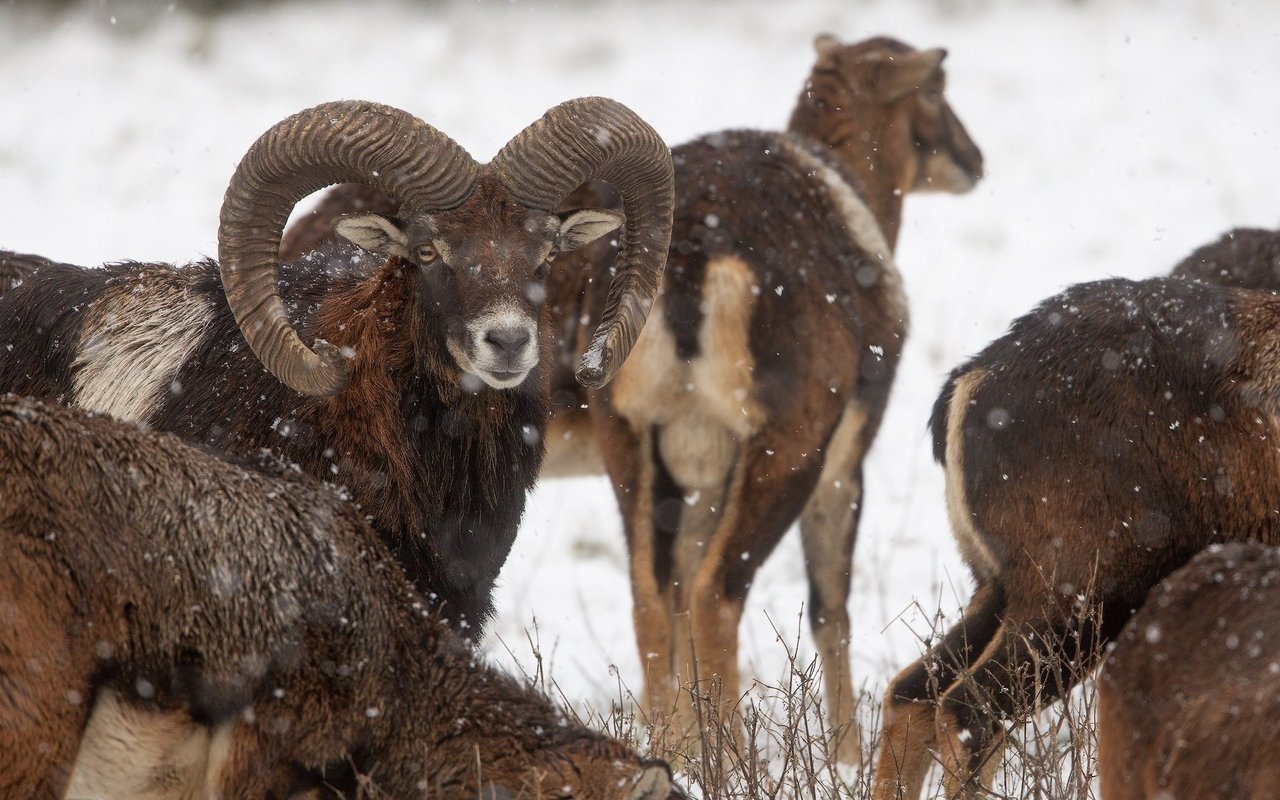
(610, 255), (766, 440)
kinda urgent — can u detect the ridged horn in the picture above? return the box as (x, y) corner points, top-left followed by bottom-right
(219, 100), (479, 396)
(490, 97), (674, 388)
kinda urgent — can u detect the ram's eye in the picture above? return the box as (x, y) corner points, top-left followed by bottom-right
(544, 247), (559, 264)
(416, 244), (438, 263)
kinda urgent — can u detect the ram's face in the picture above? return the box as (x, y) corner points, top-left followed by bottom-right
(336, 176), (622, 391)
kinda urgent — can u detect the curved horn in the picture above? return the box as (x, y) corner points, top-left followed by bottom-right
(219, 100), (479, 396)
(490, 97), (674, 388)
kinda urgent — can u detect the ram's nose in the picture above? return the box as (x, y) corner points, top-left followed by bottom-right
(483, 325), (532, 360)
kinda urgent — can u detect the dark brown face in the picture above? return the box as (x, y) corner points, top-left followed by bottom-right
(336, 178), (622, 391)
(413, 191), (560, 391)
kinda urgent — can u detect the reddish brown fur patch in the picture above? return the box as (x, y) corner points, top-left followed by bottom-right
(1226, 290), (1280, 415)
(0, 540), (93, 798)
(1096, 676), (1144, 800)
(313, 258), (419, 527)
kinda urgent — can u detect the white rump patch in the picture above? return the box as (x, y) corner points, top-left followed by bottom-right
(776, 137), (909, 326)
(612, 255), (765, 440)
(73, 271), (213, 424)
(945, 368), (1002, 580)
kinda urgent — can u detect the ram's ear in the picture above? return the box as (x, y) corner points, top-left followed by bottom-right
(334, 214), (410, 258)
(557, 209), (625, 252)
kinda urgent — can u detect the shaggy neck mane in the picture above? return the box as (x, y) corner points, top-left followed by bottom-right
(313, 259), (420, 528)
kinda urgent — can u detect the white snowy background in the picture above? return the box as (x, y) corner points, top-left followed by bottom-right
(2, 0), (1277, 762)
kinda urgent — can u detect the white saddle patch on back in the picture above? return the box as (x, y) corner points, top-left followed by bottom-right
(73, 271), (213, 425)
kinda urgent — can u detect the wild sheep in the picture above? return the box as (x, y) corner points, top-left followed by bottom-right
(1098, 541), (1280, 800)
(556, 34), (983, 757)
(0, 97), (674, 635)
(276, 36), (985, 761)
(0, 395), (681, 799)
(871, 276), (1280, 799)
(1170, 225), (1280, 289)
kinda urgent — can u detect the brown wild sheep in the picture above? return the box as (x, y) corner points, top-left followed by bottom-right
(553, 34), (983, 757)
(872, 276), (1280, 799)
(0, 97), (674, 636)
(0, 395), (682, 800)
(1098, 541), (1280, 800)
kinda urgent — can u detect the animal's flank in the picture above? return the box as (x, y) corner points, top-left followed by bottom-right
(1223, 288), (1280, 418)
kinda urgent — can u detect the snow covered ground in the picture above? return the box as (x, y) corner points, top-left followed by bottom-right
(2, 0), (1278, 765)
